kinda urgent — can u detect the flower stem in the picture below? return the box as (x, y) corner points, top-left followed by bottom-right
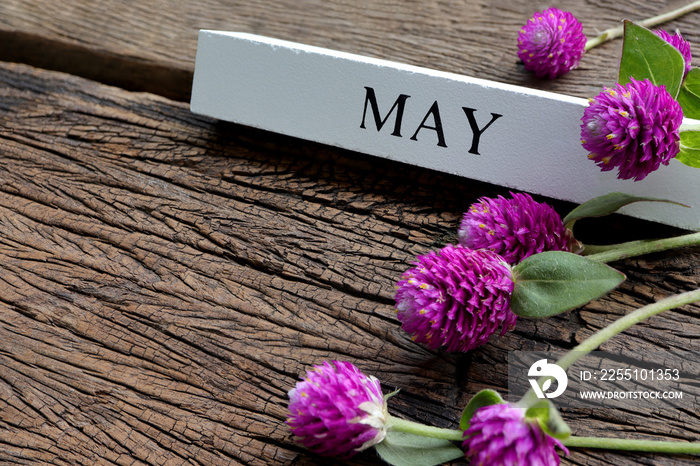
(584, 0), (700, 51)
(559, 287), (700, 368)
(583, 231), (700, 263)
(680, 122), (700, 133)
(386, 416), (464, 442)
(386, 414), (700, 454)
(563, 436), (700, 454)
(520, 288), (700, 407)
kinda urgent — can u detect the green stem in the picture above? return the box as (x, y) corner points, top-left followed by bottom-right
(387, 416), (464, 442)
(583, 231), (700, 263)
(563, 436), (700, 454)
(680, 122), (700, 133)
(584, 0), (700, 51)
(581, 242), (633, 255)
(520, 288), (700, 407)
(557, 289), (700, 370)
(387, 410), (700, 454)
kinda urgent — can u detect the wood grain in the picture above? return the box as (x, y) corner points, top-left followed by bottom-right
(2, 0), (700, 101)
(1, 0), (700, 464)
(0, 61), (698, 465)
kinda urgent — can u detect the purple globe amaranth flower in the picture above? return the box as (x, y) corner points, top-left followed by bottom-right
(459, 192), (575, 265)
(517, 8), (587, 79)
(394, 244), (515, 353)
(581, 78), (683, 181)
(655, 29), (692, 76)
(287, 361), (387, 459)
(463, 404), (568, 466)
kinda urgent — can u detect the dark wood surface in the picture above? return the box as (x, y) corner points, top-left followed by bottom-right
(3, 0), (684, 101)
(0, 1), (699, 465)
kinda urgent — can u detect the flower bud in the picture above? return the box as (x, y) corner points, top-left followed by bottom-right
(517, 8), (586, 79)
(287, 361), (387, 458)
(395, 245), (515, 352)
(459, 192), (575, 265)
(581, 78), (682, 181)
(463, 404), (568, 465)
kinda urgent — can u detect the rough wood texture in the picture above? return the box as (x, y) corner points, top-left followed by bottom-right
(2, 0), (699, 101)
(1, 61), (699, 466)
(0, 1), (699, 465)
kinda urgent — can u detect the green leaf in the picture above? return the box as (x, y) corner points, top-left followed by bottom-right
(677, 129), (700, 168)
(459, 389), (505, 430)
(511, 251), (625, 318)
(375, 431), (464, 466)
(524, 400), (571, 440)
(677, 68), (700, 119)
(563, 192), (688, 228)
(619, 21), (685, 98)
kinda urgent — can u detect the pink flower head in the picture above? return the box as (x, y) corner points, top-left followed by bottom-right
(581, 78), (683, 181)
(287, 361), (387, 459)
(517, 8), (586, 79)
(394, 245), (515, 353)
(459, 192), (574, 265)
(655, 29), (692, 76)
(463, 404), (568, 465)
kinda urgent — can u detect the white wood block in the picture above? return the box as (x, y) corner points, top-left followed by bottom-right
(191, 30), (700, 230)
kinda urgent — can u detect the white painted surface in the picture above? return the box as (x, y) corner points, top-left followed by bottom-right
(191, 30), (700, 230)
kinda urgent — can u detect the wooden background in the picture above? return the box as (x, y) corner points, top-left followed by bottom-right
(0, 1), (698, 465)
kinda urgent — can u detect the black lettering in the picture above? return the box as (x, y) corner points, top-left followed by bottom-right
(360, 87), (410, 137)
(462, 108), (502, 155)
(410, 101), (447, 147)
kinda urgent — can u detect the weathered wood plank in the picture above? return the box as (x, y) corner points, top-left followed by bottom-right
(0, 62), (699, 465)
(2, 0), (700, 101)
